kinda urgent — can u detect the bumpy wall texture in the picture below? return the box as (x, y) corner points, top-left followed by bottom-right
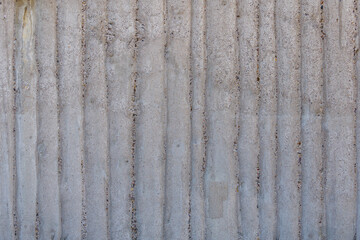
(1, 0), (360, 239)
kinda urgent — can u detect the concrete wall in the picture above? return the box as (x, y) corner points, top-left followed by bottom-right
(0, 0), (359, 239)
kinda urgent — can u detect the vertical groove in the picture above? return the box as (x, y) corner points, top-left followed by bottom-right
(300, 0), (325, 239)
(0, 0), (15, 239)
(55, 1), (61, 227)
(237, 0), (260, 238)
(10, 0), (18, 237)
(35, 0), (61, 239)
(323, 0), (357, 238)
(57, 0), (84, 238)
(258, 0), (278, 238)
(188, 2), (193, 237)
(275, 0), (302, 238)
(106, 0), (136, 238)
(134, 0), (167, 238)
(80, 1), (86, 238)
(131, 1), (139, 238)
(83, 0), (109, 238)
(189, 0), (207, 238)
(355, 3), (360, 240)
(235, 0), (241, 234)
(204, 0), (239, 239)
(320, 1), (327, 238)
(164, 0), (192, 238)
(357, 0), (360, 238)
(14, 0), (38, 239)
(188, 1), (193, 235)
(104, 5), (111, 239)
(162, 0), (168, 236)
(105, 6), (110, 238)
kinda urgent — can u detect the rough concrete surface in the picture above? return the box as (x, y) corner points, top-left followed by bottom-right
(1, 0), (360, 239)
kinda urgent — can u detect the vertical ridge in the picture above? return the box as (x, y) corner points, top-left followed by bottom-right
(83, 0), (109, 238)
(275, 0), (302, 238)
(189, 0), (207, 238)
(324, 0), (358, 239)
(35, 0), (61, 239)
(14, 0), (38, 239)
(258, 0), (278, 238)
(204, 0), (239, 238)
(57, 0), (84, 238)
(106, 0), (136, 238)
(134, 0), (167, 238)
(300, 0), (325, 239)
(237, 0), (260, 238)
(0, 0), (15, 239)
(164, 0), (192, 239)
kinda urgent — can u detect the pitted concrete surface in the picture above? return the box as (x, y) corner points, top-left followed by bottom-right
(1, 0), (360, 239)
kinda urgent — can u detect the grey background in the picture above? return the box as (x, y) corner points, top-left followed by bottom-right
(0, 0), (358, 239)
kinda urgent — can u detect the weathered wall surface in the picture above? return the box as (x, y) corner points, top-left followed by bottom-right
(0, 0), (359, 239)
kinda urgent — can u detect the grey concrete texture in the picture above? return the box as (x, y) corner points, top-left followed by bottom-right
(1, 0), (360, 239)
